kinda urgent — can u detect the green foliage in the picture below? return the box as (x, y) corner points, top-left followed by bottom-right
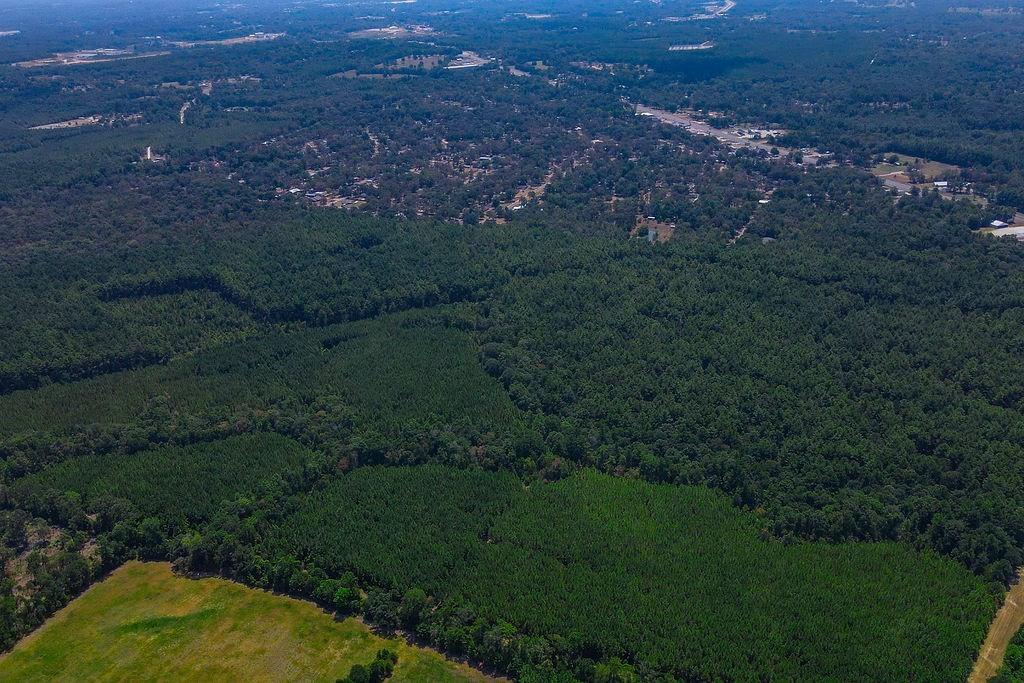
(9, 433), (312, 526)
(479, 176), (1024, 577)
(343, 648), (399, 683)
(0, 214), (517, 395)
(998, 625), (1024, 682)
(0, 281), (258, 396)
(0, 544), (98, 652)
(271, 467), (520, 589)
(5, 4), (1024, 679)
(250, 466), (993, 681)
(0, 310), (517, 436)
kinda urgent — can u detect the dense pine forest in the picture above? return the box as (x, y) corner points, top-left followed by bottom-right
(2, 0), (1024, 679)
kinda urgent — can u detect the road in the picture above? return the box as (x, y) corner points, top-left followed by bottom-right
(970, 572), (1024, 683)
(179, 99), (193, 125)
(716, 0), (737, 15)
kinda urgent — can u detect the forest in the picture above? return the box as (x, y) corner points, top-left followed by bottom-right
(2, 0), (1024, 679)
(1, 178), (1022, 676)
(214, 466), (993, 681)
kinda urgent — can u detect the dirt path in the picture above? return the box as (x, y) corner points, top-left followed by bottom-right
(727, 221), (750, 245)
(366, 128), (382, 157)
(970, 572), (1024, 683)
(179, 99), (194, 125)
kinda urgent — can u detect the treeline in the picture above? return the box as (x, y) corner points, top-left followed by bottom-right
(0, 403), (340, 652)
(0, 526), (94, 652)
(8, 433), (312, 527)
(0, 216), (538, 395)
(1, 412), (993, 680)
(10, 449), (983, 680)
(0, 310), (520, 441)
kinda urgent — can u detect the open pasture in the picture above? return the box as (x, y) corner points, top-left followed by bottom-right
(0, 561), (492, 682)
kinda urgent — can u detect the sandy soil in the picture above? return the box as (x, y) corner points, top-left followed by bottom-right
(970, 573), (1024, 683)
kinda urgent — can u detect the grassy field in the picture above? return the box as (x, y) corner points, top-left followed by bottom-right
(0, 562), (494, 682)
(872, 152), (961, 180)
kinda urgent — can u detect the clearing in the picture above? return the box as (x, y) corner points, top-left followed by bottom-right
(970, 572), (1024, 683)
(634, 104), (828, 165)
(871, 152), (984, 201)
(30, 113), (142, 131)
(384, 54), (446, 70)
(15, 49), (169, 68)
(30, 115), (102, 130)
(15, 33), (280, 68)
(501, 170), (557, 211)
(669, 41), (715, 51)
(348, 25), (436, 40)
(0, 561), (495, 682)
(331, 70), (408, 80)
(167, 32), (284, 48)
(179, 99), (194, 125)
(872, 152), (960, 181)
(631, 217), (676, 242)
(446, 51), (492, 70)
(681, 0), (737, 20)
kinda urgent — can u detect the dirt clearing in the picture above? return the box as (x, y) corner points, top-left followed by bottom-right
(970, 572), (1024, 683)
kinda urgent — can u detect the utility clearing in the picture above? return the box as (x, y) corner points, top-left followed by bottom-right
(970, 573), (1024, 683)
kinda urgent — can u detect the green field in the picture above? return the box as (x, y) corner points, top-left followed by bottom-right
(0, 561), (493, 682)
(871, 152), (961, 181)
(265, 467), (995, 681)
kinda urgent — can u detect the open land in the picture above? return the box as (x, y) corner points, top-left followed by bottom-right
(634, 103), (830, 165)
(166, 32), (284, 48)
(14, 50), (170, 68)
(0, 562), (495, 682)
(872, 152), (960, 181)
(14, 33), (282, 68)
(348, 25), (436, 39)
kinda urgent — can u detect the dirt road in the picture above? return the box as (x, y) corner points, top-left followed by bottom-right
(970, 572), (1024, 683)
